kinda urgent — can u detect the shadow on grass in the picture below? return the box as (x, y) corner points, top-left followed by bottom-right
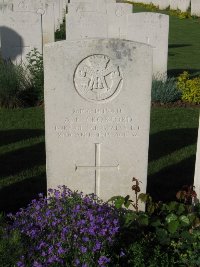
(0, 129), (44, 147)
(168, 44), (192, 49)
(0, 142), (45, 177)
(148, 128), (198, 162)
(0, 173), (46, 214)
(168, 68), (200, 77)
(147, 155), (196, 203)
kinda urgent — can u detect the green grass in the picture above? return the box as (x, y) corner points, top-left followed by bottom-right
(133, 5), (200, 77)
(0, 108), (46, 213)
(0, 107), (199, 213)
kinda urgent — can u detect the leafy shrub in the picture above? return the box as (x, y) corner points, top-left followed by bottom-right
(169, 9), (191, 19)
(8, 186), (120, 267)
(151, 77), (181, 103)
(0, 59), (34, 108)
(110, 180), (200, 266)
(129, 2), (194, 19)
(177, 71), (200, 104)
(26, 48), (44, 104)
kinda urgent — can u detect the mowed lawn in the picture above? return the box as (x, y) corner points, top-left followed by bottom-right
(133, 5), (200, 76)
(0, 107), (199, 213)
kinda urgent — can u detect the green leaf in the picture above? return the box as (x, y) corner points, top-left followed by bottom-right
(125, 212), (138, 226)
(187, 213), (196, 224)
(179, 215), (190, 226)
(124, 195), (133, 208)
(166, 213), (178, 223)
(156, 228), (169, 245)
(168, 220), (179, 234)
(177, 203), (186, 215)
(151, 218), (161, 227)
(114, 197), (125, 209)
(138, 213), (149, 226)
(167, 201), (178, 212)
(138, 193), (149, 203)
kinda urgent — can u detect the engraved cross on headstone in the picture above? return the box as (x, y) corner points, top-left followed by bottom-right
(75, 143), (119, 196)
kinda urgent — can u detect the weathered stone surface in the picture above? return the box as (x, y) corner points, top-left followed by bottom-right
(191, 0), (200, 16)
(0, 10), (42, 64)
(194, 115), (200, 199)
(44, 39), (152, 210)
(127, 12), (169, 79)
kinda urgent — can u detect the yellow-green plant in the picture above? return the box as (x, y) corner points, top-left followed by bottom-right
(177, 71), (200, 104)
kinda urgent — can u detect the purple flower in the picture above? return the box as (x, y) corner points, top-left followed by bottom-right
(80, 246), (87, 253)
(93, 241), (101, 252)
(9, 186), (120, 266)
(98, 256), (111, 266)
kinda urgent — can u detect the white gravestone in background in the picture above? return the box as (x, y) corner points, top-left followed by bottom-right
(44, 39), (152, 210)
(127, 13), (169, 79)
(191, 0), (200, 16)
(66, 3), (168, 79)
(194, 115), (200, 199)
(177, 0), (190, 12)
(158, 0), (170, 10)
(0, 10), (42, 64)
(66, 3), (132, 40)
(12, 0), (56, 43)
(170, 0), (179, 9)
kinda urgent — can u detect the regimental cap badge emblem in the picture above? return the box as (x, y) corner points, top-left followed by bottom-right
(74, 54), (123, 102)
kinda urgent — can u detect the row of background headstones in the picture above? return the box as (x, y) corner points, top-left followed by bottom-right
(130, 0), (200, 16)
(66, 0), (169, 79)
(0, 0), (169, 79)
(0, 0), (66, 64)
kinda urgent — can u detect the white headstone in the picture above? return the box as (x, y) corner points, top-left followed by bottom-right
(158, 0), (170, 10)
(11, 0), (55, 44)
(41, 4), (55, 44)
(0, 10), (42, 64)
(191, 0), (200, 16)
(194, 115), (200, 199)
(66, 2), (132, 39)
(170, 0), (179, 10)
(127, 13), (169, 79)
(44, 39), (152, 210)
(177, 0), (190, 12)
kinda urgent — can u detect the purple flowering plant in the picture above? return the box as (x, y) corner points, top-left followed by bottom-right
(8, 186), (120, 266)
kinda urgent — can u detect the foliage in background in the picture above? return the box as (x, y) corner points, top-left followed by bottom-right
(177, 71), (200, 104)
(26, 48), (44, 104)
(151, 77), (181, 103)
(127, 1), (193, 19)
(0, 58), (34, 108)
(0, 49), (44, 109)
(55, 18), (66, 40)
(110, 179), (200, 267)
